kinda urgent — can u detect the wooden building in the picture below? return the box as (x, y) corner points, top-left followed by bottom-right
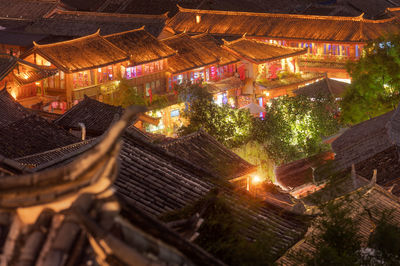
(0, 54), (57, 102)
(165, 6), (400, 79)
(20, 28), (175, 112)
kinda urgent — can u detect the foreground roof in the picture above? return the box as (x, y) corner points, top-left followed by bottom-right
(0, 106), (225, 266)
(222, 36), (307, 64)
(161, 33), (219, 74)
(161, 129), (256, 180)
(27, 31), (128, 73)
(167, 6), (400, 43)
(104, 28), (176, 66)
(54, 96), (124, 135)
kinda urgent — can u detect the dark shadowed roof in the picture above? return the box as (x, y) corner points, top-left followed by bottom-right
(0, 0), (62, 19)
(161, 33), (219, 74)
(275, 151), (335, 190)
(222, 37), (306, 64)
(278, 183), (400, 265)
(331, 108), (397, 169)
(27, 10), (168, 37)
(0, 115), (80, 158)
(161, 130), (256, 180)
(26, 31), (128, 73)
(167, 6), (400, 42)
(192, 33), (240, 66)
(104, 28), (176, 65)
(293, 77), (348, 98)
(0, 30), (48, 47)
(54, 96), (124, 135)
(0, 88), (31, 127)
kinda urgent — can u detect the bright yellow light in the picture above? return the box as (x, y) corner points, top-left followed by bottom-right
(264, 91), (270, 97)
(35, 82), (40, 86)
(10, 90), (17, 99)
(252, 175), (261, 184)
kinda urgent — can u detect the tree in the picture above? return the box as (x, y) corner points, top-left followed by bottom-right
(178, 83), (253, 148)
(341, 35), (400, 125)
(253, 95), (340, 164)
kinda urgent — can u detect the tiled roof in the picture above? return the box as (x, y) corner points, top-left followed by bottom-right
(167, 6), (400, 43)
(26, 31), (129, 73)
(293, 77), (349, 98)
(160, 129), (256, 180)
(278, 183), (400, 265)
(104, 28), (176, 66)
(15, 138), (96, 168)
(54, 96), (124, 136)
(161, 33), (220, 74)
(0, 115), (80, 158)
(26, 10), (168, 37)
(115, 130), (214, 217)
(331, 109), (397, 169)
(0, 88), (31, 127)
(222, 37), (307, 64)
(275, 151), (335, 190)
(192, 33), (240, 66)
(0, 0), (62, 19)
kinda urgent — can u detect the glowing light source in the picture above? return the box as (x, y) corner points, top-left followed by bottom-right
(10, 90), (17, 99)
(196, 15), (201, 24)
(252, 175), (261, 184)
(264, 91), (270, 97)
(35, 82), (40, 86)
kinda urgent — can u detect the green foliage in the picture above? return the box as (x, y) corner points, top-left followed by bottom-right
(368, 211), (400, 265)
(106, 79), (170, 109)
(232, 141), (275, 181)
(341, 35), (400, 125)
(161, 190), (275, 266)
(253, 95), (340, 164)
(178, 83), (253, 148)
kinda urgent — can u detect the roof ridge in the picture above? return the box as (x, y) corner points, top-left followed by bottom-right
(53, 9), (168, 19)
(223, 36), (306, 52)
(176, 5), (396, 23)
(33, 29), (101, 48)
(102, 26), (145, 38)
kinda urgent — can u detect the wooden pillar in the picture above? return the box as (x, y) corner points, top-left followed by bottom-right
(65, 73), (73, 109)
